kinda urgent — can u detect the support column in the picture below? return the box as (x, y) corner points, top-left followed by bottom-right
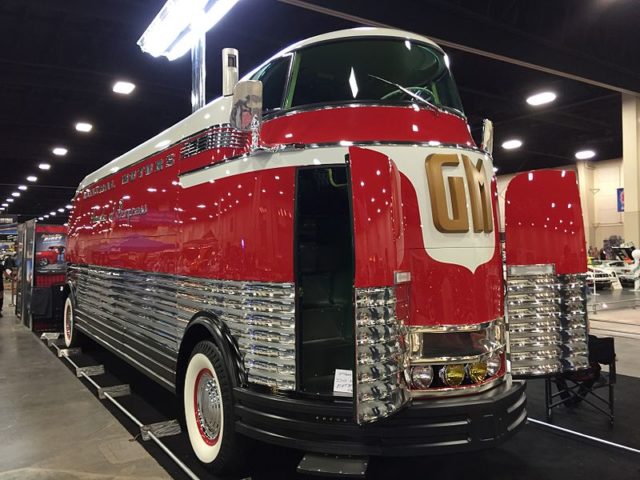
(576, 162), (595, 248)
(622, 94), (640, 245)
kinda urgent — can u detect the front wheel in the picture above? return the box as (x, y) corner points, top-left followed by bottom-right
(183, 340), (248, 474)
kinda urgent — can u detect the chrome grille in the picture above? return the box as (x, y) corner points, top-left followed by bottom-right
(558, 274), (589, 371)
(179, 124), (249, 158)
(355, 286), (409, 424)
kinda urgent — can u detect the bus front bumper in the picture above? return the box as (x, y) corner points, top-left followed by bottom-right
(234, 377), (526, 456)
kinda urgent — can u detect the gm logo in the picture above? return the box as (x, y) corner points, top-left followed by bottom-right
(425, 153), (493, 234)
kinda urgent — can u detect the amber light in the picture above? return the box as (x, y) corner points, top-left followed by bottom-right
(440, 364), (465, 386)
(467, 362), (488, 383)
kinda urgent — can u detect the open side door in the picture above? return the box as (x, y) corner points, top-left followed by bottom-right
(348, 146), (410, 425)
(504, 170), (589, 377)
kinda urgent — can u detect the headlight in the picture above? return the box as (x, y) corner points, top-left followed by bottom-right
(439, 364), (465, 386)
(486, 353), (502, 377)
(467, 361), (488, 383)
(410, 365), (434, 389)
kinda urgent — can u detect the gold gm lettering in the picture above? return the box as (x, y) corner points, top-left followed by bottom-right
(425, 153), (494, 234)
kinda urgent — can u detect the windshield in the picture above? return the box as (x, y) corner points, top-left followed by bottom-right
(285, 38), (464, 114)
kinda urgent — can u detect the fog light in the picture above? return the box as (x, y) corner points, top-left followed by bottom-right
(410, 365), (434, 389)
(439, 364), (465, 386)
(467, 361), (488, 383)
(487, 353), (502, 377)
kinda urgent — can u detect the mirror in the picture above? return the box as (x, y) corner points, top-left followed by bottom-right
(230, 80), (263, 132)
(481, 118), (494, 155)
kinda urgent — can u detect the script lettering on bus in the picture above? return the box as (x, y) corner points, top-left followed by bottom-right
(425, 153), (493, 234)
(121, 153), (175, 185)
(83, 180), (116, 199)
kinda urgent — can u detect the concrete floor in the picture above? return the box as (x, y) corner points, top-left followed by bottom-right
(0, 292), (170, 480)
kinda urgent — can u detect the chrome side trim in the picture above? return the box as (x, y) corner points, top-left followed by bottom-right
(69, 264), (297, 391)
(179, 123), (249, 158)
(409, 319), (498, 334)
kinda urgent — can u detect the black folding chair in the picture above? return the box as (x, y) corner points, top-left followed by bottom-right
(545, 335), (616, 424)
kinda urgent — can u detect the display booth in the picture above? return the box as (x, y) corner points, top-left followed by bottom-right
(15, 220), (67, 331)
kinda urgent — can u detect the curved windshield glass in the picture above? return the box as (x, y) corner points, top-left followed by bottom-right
(285, 38), (464, 114)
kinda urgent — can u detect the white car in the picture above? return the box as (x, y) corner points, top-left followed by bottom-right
(586, 266), (617, 290)
(593, 260), (633, 277)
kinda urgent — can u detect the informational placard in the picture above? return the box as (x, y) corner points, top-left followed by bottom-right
(333, 369), (353, 396)
(34, 227), (67, 274)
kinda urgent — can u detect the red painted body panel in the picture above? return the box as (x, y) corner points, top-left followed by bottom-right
(262, 106), (475, 147)
(349, 147), (503, 326)
(505, 170), (586, 275)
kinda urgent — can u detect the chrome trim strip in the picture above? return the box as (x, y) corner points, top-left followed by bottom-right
(410, 374), (505, 399)
(179, 123), (249, 158)
(409, 319), (498, 334)
(69, 264), (297, 391)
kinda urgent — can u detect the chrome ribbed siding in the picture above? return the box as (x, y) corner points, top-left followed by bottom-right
(506, 267), (562, 376)
(69, 265), (296, 391)
(558, 274), (589, 371)
(506, 265), (589, 377)
(179, 123), (249, 158)
(355, 286), (409, 424)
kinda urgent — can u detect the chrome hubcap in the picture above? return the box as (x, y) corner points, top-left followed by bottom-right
(196, 370), (221, 442)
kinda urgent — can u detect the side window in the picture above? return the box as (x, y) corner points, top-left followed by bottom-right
(251, 56), (291, 112)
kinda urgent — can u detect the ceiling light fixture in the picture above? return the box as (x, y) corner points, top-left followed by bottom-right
(11, 192), (20, 197)
(75, 122), (93, 132)
(493, 167), (499, 173)
(1, 203), (7, 207)
(38, 217), (44, 220)
(502, 139), (523, 150)
(50, 211), (56, 216)
(18, 185), (27, 191)
(7, 199), (14, 203)
(39, 163), (51, 170)
(57, 208), (65, 213)
(526, 91), (557, 106)
(27, 175), (38, 182)
(52, 147), (68, 156)
(44, 215), (49, 218)
(575, 150), (596, 160)
(113, 81), (136, 95)
(137, 0), (241, 61)
(65, 204), (73, 209)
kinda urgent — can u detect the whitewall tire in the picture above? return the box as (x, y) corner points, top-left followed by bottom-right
(63, 297), (75, 348)
(183, 340), (247, 474)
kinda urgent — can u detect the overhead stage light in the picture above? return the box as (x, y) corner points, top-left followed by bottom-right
(113, 81), (136, 95)
(27, 175), (38, 182)
(53, 147), (68, 156)
(137, 0), (241, 61)
(75, 122), (93, 132)
(575, 150), (596, 160)
(526, 91), (557, 106)
(502, 139), (523, 150)
(39, 163), (51, 170)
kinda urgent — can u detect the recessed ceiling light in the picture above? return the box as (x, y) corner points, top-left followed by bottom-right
(38, 217), (44, 220)
(113, 81), (136, 95)
(493, 167), (499, 173)
(1, 203), (7, 207)
(52, 147), (68, 156)
(575, 150), (596, 160)
(65, 204), (73, 209)
(57, 208), (65, 213)
(27, 175), (38, 182)
(18, 185), (27, 191)
(44, 214), (49, 218)
(75, 122), (93, 132)
(39, 163), (51, 170)
(11, 192), (20, 197)
(50, 211), (56, 216)
(526, 91), (557, 106)
(7, 199), (14, 203)
(502, 139), (523, 150)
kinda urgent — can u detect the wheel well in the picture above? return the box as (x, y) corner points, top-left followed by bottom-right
(176, 323), (211, 397)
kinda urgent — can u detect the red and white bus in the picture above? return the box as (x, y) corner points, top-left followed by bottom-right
(64, 28), (587, 473)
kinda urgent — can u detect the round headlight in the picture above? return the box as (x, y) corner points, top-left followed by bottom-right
(439, 364), (465, 387)
(467, 361), (488, 383)
(487, 353), (502, 377)
(410, 365), (434, 389)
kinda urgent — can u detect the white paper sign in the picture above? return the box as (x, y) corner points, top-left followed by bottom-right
(333, 369), (353, 396)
